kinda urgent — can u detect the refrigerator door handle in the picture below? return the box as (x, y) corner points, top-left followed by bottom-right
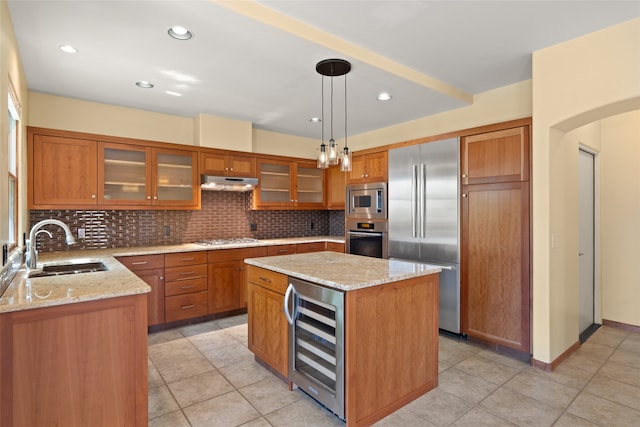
(411, 165), (420, 238)
(420, 163), (427, 238)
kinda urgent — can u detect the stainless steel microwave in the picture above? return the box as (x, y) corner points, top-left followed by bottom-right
(346, 182), (387, 219)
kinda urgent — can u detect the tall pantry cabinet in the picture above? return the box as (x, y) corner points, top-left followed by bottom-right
(461, 124), (531, 354)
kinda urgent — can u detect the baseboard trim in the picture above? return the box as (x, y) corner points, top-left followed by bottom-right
(531, 340), (580, 372)
(603, 318), (640, 333)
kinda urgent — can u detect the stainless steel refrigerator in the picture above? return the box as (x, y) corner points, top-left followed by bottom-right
(388, 137), (460, 333)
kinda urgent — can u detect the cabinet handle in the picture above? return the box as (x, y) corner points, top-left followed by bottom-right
(229, 167), (233, 171)
(174, 276), (204, 281)
(462, 193), (468, 198)
(277, 249), (288, 254)
(147, 196), (151, 200)
(462, 174), (467, 178)
(131, 261), (148, 265)
(154, 196), (158, 200)
(181, 304), (195, 310)
(160, 276), (164, 280)
(180, 271), (195, 275)
(180, 285), (196, 289)
(181, 257), (195, 261)
(258, 276), (272, 283)
(91, 194), (96, 199)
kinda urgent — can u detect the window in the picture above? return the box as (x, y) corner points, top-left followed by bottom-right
(7, 81), (20, 250)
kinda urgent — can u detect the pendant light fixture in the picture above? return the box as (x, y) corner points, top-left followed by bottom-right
(316, 59), (351, 171)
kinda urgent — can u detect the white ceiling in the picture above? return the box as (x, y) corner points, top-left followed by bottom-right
(7, 1), (640, 140)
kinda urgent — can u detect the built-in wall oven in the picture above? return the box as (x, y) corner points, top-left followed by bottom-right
(345, 218), (388, 259)
(285, 277), (345, 420)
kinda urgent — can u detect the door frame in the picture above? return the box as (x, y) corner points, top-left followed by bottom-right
(578, 144), (602, 327)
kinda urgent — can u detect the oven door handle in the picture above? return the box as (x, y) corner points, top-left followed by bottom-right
(348, 231), (384, 237)
(284, 283), (296, 325)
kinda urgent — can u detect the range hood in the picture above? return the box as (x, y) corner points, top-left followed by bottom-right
(201, 175), (258, 192)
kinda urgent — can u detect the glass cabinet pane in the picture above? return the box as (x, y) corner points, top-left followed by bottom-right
(297, 166), (323, 203)
(103, 147), (147, 201)
(156, 152), (193, 201)
(260, 163), (291, 203)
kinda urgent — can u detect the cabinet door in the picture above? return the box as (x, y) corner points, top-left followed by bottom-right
(364, 151), (388, 182)
(200, 152), (228, 175)
(326, 165), (346, 209)
(99, 142), (152, 205)
(228, 155), (256, 177)
(348, 155), (368, 184)
(461, 126), (529, 185)
(295, 163), (324, 207)
(32, 134), (98, 206)
(461, 181), (530, 352)
(208, 261), (241, 313)
(247, 282), (288, 377)
(135, 268), (165, 326)
(296, 242), (326, 253)
(152, 148), (199, 206)
(326, 242), (345, 253)
(256, 160), (294, 207)
(267, 244), (297, 256)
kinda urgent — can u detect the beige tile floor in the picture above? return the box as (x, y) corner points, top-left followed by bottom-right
(148, 315), (640, 426)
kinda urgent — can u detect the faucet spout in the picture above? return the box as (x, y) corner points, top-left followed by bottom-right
(26, 219), (77, 269)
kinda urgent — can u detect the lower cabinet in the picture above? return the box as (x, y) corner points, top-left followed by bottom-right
(246, 266), (289, 378)
(0, 294), (148, 426)
(164, 252), (208, 322)
(295, 241), (326, 253)
(117, 254), (165, 326)
(208, 247), (268, 314)
(326, 242), (345, 253)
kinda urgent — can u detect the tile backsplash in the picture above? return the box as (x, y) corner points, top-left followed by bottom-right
(30, 191), (345, 252)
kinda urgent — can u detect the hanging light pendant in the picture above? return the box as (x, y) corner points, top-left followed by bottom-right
(316, 59), (351, 171)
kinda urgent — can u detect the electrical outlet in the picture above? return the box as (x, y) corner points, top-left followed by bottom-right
(164, 225), (171, 237)
(250, 223), (257, 231)
(77, 228), (85, 239)
(310, 221), (315, 230)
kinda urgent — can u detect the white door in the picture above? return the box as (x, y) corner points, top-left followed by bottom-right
(578, 149), (596, 335)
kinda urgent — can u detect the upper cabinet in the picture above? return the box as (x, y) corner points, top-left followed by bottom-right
(461, 127), (529, 185)
(347, 151), (388, 184)
(28, 127), (200, 210)
(31, 133), (99, 206)
(325, 165), (346, 210)
(200, 152), (256, 177)
(253, 158), (324, 209)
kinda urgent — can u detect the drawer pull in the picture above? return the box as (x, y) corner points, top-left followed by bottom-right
(181, 257), (195, 261)
(131, 261), (148, 265)
(181, 271), (195, 275)
(258, 276), (272, 283)
(181, 304), (195, 310)
(278, 250), (288, 254)
(174, 276), (205, 281)
(180, 285), (195, 289)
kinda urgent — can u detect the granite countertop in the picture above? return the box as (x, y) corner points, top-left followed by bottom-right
(244, 251), (442, 291)
(0, 236), (345, 313)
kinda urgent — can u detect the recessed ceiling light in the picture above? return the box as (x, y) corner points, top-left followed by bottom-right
(309, 117), (321, 123)
(168, 26), (193, 40)
(58, 44), (78, 54)
(136, 81), (154, 89)
(165, 91), (182, 97)
(377, 92), (392, 101)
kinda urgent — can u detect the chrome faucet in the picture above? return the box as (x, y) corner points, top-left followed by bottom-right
(26, 219), (77, 269)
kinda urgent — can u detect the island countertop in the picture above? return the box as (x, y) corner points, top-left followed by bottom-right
(244, 251), (442, 291)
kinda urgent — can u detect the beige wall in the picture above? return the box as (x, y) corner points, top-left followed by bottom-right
(28, 92), (195, 146)
(600, 110), (640, 326)
(0, 1), (29, 254)
(532, 17), (640, 363)
(195, 113), (252, 152)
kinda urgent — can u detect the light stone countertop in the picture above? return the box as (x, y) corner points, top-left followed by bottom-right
(245, 252), (442, 291)
(0, 236), (345, 313)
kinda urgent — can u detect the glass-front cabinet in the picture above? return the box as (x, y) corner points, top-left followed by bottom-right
(254, 159), (324, 209)
(99, 142), (198, 208)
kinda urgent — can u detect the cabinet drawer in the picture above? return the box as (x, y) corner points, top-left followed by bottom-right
(165, 264), (207, 282)
(165, 251), (207, 267)
(247, 265), (288, 295)
(296, 242), (326, 253)
(267, 244), (297, 256)
(117, 254), (164, 271)
(326, 242), (345, 253)
(207, 246), (268, 263)
(165, 277), (208, 297)
(165, 291), (208, 322)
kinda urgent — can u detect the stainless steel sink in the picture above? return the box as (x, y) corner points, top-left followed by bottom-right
(28, 261), (107, 278)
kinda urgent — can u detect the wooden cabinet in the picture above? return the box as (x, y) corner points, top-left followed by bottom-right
(208, 247), (268, 313)
(267, 244), (297, 256)
(295, 241), (326, 253)
(254, 159), (324, 209)
(347, 151), (388, 184)
(326, 242), (345, 253)
(461, 123), (531, 354)
(164, 252), (208, 322)
(326, 164), (347, 209)
(200, 152), (256, 177)
(28, 127), (200, 210)
(246, 266), (289, 378)
(461, 126), (529, 185)
(0, 294), (148, 426)
(117, 254), (165, 326)
(29, 132), (98, 207)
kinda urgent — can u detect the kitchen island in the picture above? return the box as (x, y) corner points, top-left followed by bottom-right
(244, 252), (441, 427)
